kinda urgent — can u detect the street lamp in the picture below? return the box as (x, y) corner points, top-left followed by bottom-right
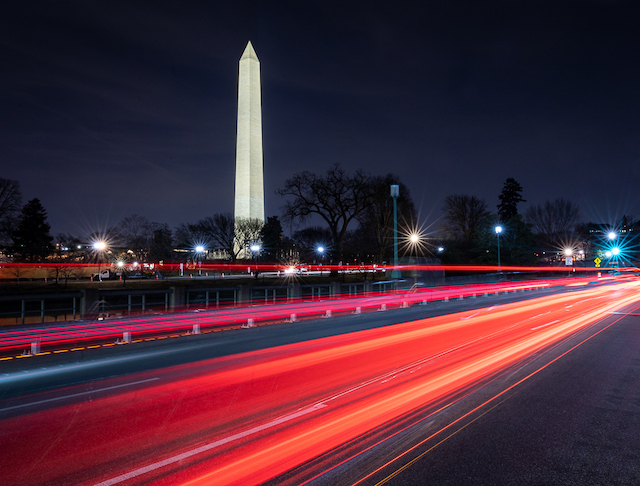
(608, 231), (617, 240)
(317, 246), (325, 265)
(195, 245), (204, 275)
(408, 233), (421, 260)
(117, 260), (126, 286)
(93, 241), (107, 281)
(250, 243), (260, 260)
(495, 226), (503, 270)
(391, 184), (400, 278)
(249, 244), (261, 275)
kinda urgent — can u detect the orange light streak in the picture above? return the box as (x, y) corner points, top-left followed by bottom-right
(1, 280), (639, 486)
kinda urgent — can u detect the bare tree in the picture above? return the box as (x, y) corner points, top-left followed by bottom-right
(194, 213), (236, 260)
(148, 224), (173, 263)
(292, 226), (333, 261)
(116, 214), (154, 257)
(277, 164), (372, 258)
(7, 264), (30, 283)
(235, 218), (264, 259)
(441, 194), (491, 245)
(525, 198), (580, 243)
(0, 178), (22, 247)
(48, 264), (80, 286)
(0, 178), (21, 220)
(358, 174), (416, 262)
(181, 213), (264, 261)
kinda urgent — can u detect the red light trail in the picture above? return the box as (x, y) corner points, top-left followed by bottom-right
(1, 279), (639, 485)
(0, 276), (612, 356)
(0, 261), (631, 275)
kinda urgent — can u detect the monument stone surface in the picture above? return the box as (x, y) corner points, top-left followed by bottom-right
(234, 41), (264, 223)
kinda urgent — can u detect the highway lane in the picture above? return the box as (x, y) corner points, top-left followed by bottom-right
(338, 300), (640, 486)
(0, 279), (584, 400)
(1, 278), (638, 485)
(0, 277), (585, 356)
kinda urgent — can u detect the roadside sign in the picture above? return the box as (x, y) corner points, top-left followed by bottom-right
(565, 257), (573, 266)
(594, 257), (601, 267)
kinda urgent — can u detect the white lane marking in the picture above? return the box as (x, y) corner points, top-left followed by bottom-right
(531, 320), (560, 331)
(93, 403), (327, 486)
(0, 378), (159, 413)
(0, 340), (235, 386)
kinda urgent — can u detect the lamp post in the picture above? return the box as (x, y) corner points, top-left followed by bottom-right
(93, 241), (106, 281)
(495, 226), (503, 271)
(317, 246), (324, 267)
(195, 245), (204, 276)
(391, 184), (400, 278)
(250, 243), (260, 269)
(117, 260), (126, 286)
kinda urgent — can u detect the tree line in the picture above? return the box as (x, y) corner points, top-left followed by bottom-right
(0, 170), (416, 265)
(1, 173), (632, 267)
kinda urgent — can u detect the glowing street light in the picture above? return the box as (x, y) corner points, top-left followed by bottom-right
(249, 244), (261, 274)
(612, 247), (620, 256)
(93, 241), (107, 281)
(116, 261), (126, 286)
(406, 233), (422, 260)
(195, 245), (205, 276)
(608, 231), (617, 240)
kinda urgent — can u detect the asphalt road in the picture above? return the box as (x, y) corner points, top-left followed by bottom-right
(314, 299), (640, 486)
(0, 285), (565, 402)
(2, 279), (639, 486)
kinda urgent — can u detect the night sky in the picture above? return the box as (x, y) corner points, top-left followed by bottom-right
(2, 1), (639, 238)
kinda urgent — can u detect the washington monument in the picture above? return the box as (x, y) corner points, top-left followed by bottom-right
(234, 41), (264, 223)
